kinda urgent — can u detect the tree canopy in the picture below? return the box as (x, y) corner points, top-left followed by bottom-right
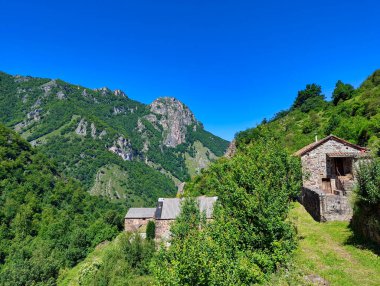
(292, 83), (325, 110)
(332, 80), (355, 105)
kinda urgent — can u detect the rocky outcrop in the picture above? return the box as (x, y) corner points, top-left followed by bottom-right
(14, 109), (42, 132)
(108, 136), (134, 161)
(57, 90), (66, 100)
(41, 80), (57, 95)
(75, 119), (88, 136)
(94, 87), (111, 96)
(27, 109), (42, 121)
(99, 130), (107, 139)
(148, 97), (196, 147)
(113, 106), (125, 115)
(224, 140), (237, 158)
(113, 89), (126, 97)
(90, 123), (97, 139)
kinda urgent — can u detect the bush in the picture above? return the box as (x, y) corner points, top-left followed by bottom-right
(146, 221), (156, 240)
(152, 136), (302, 285)
(355, 160), (380, 205)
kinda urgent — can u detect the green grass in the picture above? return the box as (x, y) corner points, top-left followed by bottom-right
(57, 234), (154, 286)
(270, 202), (380, 285)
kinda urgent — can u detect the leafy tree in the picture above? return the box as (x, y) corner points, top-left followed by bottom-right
(0, 124), (123, 285)
(351, 159), (380, 245)
(332, 80), (355, 105)
(355, 160), (380, 205)
(146, 220), (156, 240)
(152, 135), (302, 285)
(292, 83), (325, 110)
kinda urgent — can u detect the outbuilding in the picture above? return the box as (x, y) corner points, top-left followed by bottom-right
(295, 135), (369, 221)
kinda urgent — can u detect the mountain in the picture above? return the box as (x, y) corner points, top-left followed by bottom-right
(0, 71), (229, 207)
(0, 123), (123, 285)
(236, 70), (380, 155)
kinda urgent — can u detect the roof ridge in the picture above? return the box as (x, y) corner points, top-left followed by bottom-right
(294, 135), (367, 157)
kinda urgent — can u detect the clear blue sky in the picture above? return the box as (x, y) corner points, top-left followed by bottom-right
(1, 0), (380, 140)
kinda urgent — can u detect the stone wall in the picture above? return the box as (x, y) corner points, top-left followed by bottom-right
(300, 187), (321, 221)
(301, 187), (353, 222)
(155, 219), (173, 241)
(124, 218), (153, 232)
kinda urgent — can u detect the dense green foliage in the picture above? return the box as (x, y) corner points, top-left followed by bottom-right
(351, 160), (380, 245)
(58, 233), (155, 286)
(355, 159), (380, 205)
(236, 70), (380, 156)
(292, 83), (324, 110)
(146, 221), (156, 240)
(0, 124), (124, 285)
(152, 136), (302, 285)
(0, 71), (228, 206)
(332, 80), (355, 105)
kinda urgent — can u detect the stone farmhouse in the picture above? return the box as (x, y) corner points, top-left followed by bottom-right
(125, 196), (217, 240)
(295, 135), (369, 221)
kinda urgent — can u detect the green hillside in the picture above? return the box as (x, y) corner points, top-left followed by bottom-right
(0, 124), (124, 285)
(236, 70), (380, 155)
(0, 71), (229, 207)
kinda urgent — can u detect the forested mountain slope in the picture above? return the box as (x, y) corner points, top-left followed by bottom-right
(0, 124), (123, 285)
(0, 71), (229, 207)
(236, 70), (380, 156)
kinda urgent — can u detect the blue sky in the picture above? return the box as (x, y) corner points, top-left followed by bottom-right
(1, 0), (380, 140)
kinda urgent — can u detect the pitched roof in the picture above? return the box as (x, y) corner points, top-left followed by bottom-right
(124, 196), (218, 220)
(157, 196), (218, 220)
(159, 198), (182, 219)
(198, 196), (218, 218)
(125, 208), (156, 219)
(294, 135), (368, 157)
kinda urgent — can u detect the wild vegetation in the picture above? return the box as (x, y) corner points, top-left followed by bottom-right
(151, 136), (302, 285)
(236, 70), (380, 156)
(267, 202), (380, 286)
(25, 70), (380, 285)
(0, 71), (228, 207)
(351, 159), (380, 245)
(0, 124), (124, 285)
(58, 233), (155, 286)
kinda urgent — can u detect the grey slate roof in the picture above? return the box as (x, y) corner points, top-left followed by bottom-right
(198, 196), (218, 218)
(124, 196), (218, 220)
(157, 196), (218, 220)
(125, 208), (156, 219)
(159, 198), (182, 219)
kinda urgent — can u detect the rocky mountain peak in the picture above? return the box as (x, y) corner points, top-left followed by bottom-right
(94, 87), (111, 96)
(113, 89), (127, 97)
(148, 97), (197, 147)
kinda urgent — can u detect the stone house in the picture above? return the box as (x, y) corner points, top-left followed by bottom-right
(125, 196), (217, 240)
(124, 208), (156, 237)
(295, 135), (369, 221)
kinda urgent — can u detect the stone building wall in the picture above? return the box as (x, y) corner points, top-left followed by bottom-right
(301, 140), (361, 189)
(155, 220), (173, 241)
(301, 187), (353, 222)
(124, 218), (154, 232)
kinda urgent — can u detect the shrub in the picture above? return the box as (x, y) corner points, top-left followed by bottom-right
(355, 160), (380, 205)
(146, 221), (156, 240)
(152, 136), (302, 285)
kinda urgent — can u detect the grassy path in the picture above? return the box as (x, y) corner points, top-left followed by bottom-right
(283, 202), (380, 285)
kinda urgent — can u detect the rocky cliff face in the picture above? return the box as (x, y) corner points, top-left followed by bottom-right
(148, 97), (197, 147)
